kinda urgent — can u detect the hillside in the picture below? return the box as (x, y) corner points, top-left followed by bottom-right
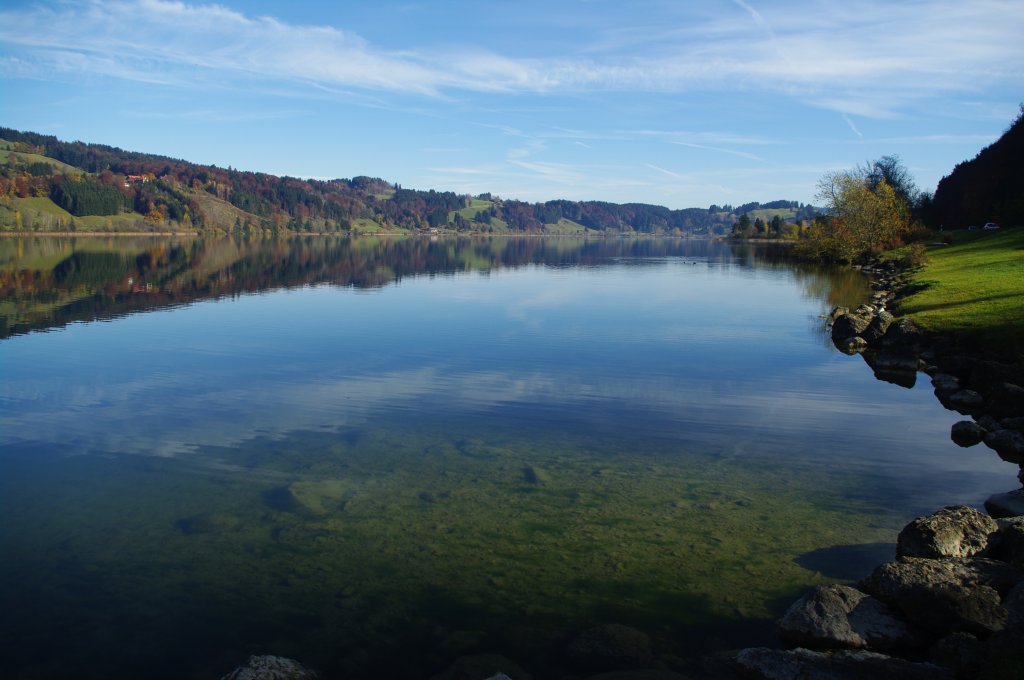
(928, 107), (1024, 229)
(0, 127), (810, 236)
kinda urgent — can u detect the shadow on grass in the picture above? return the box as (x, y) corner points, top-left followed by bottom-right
(900, 291), (1024, 315)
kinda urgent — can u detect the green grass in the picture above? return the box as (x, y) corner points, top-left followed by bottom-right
(895, 227), (1024, 360)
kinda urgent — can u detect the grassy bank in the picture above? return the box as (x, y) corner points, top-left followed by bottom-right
(894, 228), (1024, 361)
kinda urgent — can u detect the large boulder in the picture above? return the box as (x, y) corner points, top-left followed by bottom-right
(896, 505), (998, 559)
(734, 647), (952, 680)
(863, 310), (895, 344)
(221, 656), (319, 680)
(776, 584), (918, 650)
(858, 558), (1021, 637)
(831, 311), (873, 345)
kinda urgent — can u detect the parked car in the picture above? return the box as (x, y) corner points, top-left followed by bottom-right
(983, 222), (1000, 230)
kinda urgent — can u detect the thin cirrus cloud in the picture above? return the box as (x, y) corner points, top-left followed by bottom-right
(0, 0), (1019, 116)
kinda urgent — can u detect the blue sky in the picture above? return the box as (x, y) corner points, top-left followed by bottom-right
(1, 0), (1021, 208)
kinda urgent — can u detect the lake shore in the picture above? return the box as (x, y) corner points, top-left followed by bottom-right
(733, 254), (1024, 679)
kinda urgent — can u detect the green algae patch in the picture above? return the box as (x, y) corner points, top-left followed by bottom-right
(0, 425), (902, 679)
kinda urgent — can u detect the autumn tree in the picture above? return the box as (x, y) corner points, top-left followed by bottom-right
(800, 158), (918, 262)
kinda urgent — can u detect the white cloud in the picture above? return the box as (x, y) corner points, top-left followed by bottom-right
(0, 0), (1020, 119)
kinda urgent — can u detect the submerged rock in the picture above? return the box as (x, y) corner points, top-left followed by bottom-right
(734, 646), (952, 679)
(429, 653), (530, 680)
(896, 505), (998, 559)
(221, 655), (319, 680)
(563, 624), (653, 673)
(776, 584), (918, 650)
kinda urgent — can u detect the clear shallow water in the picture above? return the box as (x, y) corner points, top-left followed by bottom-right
(0, 236), (1013, 679)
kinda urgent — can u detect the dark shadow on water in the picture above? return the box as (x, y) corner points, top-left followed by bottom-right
(795, 542), (895, 582)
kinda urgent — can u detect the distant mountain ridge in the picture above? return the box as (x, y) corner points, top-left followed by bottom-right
(0, 126), (816, 235)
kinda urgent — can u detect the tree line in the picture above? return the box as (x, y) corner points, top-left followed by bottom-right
(1, 127), (813, 234)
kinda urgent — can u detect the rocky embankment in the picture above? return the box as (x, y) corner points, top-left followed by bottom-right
(736, 260), (1024, 679)
(826, 260), (1024, 512)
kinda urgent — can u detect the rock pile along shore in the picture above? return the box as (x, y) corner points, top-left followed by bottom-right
(736, 260), (1024, 679)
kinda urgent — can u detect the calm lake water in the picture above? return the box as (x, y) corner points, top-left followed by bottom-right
(0, 236), (1014, 679)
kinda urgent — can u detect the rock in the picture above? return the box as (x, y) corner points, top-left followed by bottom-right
(951, 420), (987, 447)
(1001, 416), (1024, 433)
(931, 373), (960, 396)
(734, 647), (952, 680)
(221, 656), (319, 680)
(429, 654), (530, 680)
(858, 557), (1021, 637)
(991, 518), (1024, 569)
(979, 625), (1024, 680)
(989, 383), (1024, 419)
(583, 671), (689, 680)
(776, 584), (918, 650)
(984, 429), (1024, 464)
(563, 624), (653, 673)
(872, 350), (920, 372)
(986, 490), (1024, 518)
(1004, 581), (1024, 627)
(971, 363), (1024, 395)
(863, 310), (895, 344)
(880, 318), (924, 348)
(522, 466), (550, 484)
(828, 306), (850, 321)
(948, 389), (985, 414)
(896, 505), (998, 559)
(832, 312), (872, 345)
(843, 336), (869, 353)
(977, 414), (1004, 432)
(928, 632), (985, 677)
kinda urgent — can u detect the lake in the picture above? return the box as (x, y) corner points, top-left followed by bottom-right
(0, 235), (1013, 679)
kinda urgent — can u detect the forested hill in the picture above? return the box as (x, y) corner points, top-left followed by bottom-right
(928, 108), (1024, 229)
(0, 126), (814, 235)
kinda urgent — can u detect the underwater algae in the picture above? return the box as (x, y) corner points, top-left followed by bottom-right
(0, 421), (900, 678)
